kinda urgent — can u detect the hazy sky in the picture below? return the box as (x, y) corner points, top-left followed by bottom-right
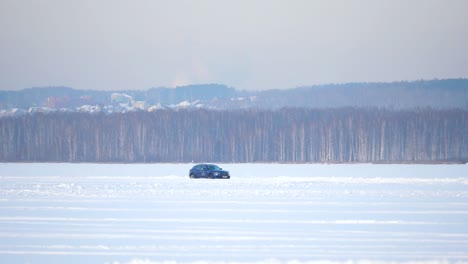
(1, 0), (467, 91)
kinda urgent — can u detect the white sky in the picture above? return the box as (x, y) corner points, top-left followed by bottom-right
(1, 0), (467, 91)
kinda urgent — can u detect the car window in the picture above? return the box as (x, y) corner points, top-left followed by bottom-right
(207, 165), (221, 170)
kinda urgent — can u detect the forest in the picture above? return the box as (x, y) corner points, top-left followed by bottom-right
(0, 108), (466, 163)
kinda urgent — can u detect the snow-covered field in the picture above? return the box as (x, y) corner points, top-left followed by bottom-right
(0, 163), (468, 264)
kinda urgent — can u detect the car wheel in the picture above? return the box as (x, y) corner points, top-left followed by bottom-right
(190, 174), (195, 179)
(209, 174), (214, 179)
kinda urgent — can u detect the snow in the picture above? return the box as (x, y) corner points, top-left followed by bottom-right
(0, 163), (467, 264)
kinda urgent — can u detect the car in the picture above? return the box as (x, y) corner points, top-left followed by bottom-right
(189, 164), (230, 179)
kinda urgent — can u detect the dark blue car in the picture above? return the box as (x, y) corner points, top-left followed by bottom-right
(189, 164), (230, 179)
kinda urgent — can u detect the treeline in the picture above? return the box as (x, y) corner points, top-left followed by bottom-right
(256, 79), (468, 109)
(0, 108), (467, 163)
(0, 84), (235, 109)
(2, 79), (467, 110)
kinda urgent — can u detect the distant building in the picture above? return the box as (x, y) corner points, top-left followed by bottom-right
(111, 93), (134, 105)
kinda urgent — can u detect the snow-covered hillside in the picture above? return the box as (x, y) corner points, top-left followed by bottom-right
(0, 163), (467, 264)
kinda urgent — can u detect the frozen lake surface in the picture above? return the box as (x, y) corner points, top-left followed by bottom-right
(0, 163), (468, 264)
